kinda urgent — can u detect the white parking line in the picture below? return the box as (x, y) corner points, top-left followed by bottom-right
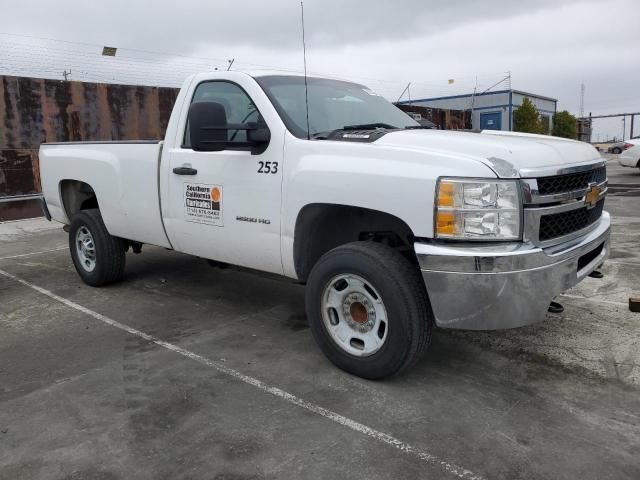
(605, 259), (640, 266)
(611, 231), (639, 236)
(0, 268), (483, 480)
(560, 293), (627, 307)
(0, 246), (67, 261)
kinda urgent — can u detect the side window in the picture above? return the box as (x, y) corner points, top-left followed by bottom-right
(183, 81), (261, 148)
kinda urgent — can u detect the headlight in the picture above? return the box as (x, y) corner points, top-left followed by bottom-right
(435, 178), (521, 240)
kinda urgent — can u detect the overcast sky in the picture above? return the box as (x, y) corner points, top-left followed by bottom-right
(1, 0), (639, 140)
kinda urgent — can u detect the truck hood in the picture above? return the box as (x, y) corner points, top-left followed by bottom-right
(375, 129), (601, 178)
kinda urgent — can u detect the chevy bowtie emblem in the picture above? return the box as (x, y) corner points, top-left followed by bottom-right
(584, 184), (601, 209)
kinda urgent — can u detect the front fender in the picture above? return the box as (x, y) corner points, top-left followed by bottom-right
(280, 136), (497, 277)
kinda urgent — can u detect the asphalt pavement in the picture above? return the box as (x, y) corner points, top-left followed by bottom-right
(0, 156), (638, 480)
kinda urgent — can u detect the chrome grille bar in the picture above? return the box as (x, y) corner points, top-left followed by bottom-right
(520, 160), (607, 247)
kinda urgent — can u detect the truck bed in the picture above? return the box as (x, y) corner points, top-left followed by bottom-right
(39, 141), (171, 248)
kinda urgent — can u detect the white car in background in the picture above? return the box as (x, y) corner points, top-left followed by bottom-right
(619, 139), (640, 168)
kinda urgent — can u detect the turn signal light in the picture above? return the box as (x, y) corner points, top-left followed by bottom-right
(437, 181), (455, 207)
(436, 211), (457, 236)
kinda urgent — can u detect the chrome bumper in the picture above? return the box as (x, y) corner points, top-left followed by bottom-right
(415, 211), (611, 330)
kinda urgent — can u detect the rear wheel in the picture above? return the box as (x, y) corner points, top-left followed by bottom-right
(612, 147), (622, 154)
(305, 242), (432, 379)
(69, 209), (126, 286)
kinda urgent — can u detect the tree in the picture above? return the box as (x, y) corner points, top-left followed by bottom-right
(513, 97), (544, 134)
(552, 110), (578, 139)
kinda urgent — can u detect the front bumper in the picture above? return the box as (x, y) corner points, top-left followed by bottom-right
(415, 211), (610, 330)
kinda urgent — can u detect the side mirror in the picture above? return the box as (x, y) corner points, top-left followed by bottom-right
(187, 101), (270, 154)
(188, 101), (229, 152)
(247, 122), (271, 155)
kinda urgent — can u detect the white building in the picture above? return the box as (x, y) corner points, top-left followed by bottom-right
(399, 89), (558, 133)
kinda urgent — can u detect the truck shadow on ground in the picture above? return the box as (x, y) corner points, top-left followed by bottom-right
(114, 246), (639, 389)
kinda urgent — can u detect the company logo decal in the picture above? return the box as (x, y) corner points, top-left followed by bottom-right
(184, 183), (223, 226)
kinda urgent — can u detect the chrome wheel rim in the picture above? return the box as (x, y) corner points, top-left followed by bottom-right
(321, 274), (388, 357)
(75, 226), (96, 272)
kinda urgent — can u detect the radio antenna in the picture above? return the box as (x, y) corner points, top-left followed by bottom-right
(300, 1), (311, 140)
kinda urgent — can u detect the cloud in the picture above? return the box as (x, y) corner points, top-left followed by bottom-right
(0, 0), (597, 51)
(0, 0), (638, 139)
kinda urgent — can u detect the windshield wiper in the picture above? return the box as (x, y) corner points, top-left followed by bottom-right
(404, 125), (434, 130)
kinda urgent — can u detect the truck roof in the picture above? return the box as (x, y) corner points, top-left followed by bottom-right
(243, 70), (355, 84)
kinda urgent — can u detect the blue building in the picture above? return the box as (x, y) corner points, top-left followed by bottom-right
(398, 89), (558, 133)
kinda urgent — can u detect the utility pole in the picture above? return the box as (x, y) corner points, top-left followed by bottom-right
(470, 87), (478, 128)
(579, 83), (585, 118)
(622, 116), (626, 141)
(62, 69), (71, 81)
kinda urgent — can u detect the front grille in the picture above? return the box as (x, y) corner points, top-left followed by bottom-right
(539, 199), (604, 241)
(537, 166), (606, 195)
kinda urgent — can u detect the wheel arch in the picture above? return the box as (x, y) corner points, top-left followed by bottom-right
(59, 179), (99, 221)
(293, 203), (418, 282)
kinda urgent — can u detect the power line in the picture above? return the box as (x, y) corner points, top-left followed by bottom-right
(0, 31), (515, 101)
(0, 60), (185, 86)
(0, 43), (473, 91)
(0, 31), (231, 65)
(0, 42), (219, 73)
(0, 31), (488, 89)
(0, 32), (488, 88)
(0, 49), (198, 82)
(0, 59), (184, 83)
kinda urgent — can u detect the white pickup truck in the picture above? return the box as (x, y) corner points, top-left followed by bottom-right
(40, 71), (610, 379)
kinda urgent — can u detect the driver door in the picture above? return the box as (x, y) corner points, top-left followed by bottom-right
(163, 80), (284, 275)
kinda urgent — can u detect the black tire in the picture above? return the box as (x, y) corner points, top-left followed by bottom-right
(69, 209), (126, 286)
(305, 242), (433, 379)
(612, 147), (622, 154)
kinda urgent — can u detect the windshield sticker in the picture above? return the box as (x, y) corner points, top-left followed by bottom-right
(184, 183), (223, 226)
(343, 133), (371, 139)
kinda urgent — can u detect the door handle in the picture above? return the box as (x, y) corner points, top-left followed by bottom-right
(173, 166), (198, 175)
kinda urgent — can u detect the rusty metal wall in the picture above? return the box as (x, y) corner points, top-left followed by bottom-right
(396, 104), (471, 130)
(0, 75), (179, 221)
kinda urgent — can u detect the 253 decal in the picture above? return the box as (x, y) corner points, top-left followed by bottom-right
(257, 161), (278, 174)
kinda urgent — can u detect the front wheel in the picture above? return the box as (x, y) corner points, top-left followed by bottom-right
(69, 209), (126, 286)
(305, 242), (433, 379)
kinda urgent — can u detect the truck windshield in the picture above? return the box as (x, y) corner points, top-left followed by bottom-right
(255, 75), (419, 139)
